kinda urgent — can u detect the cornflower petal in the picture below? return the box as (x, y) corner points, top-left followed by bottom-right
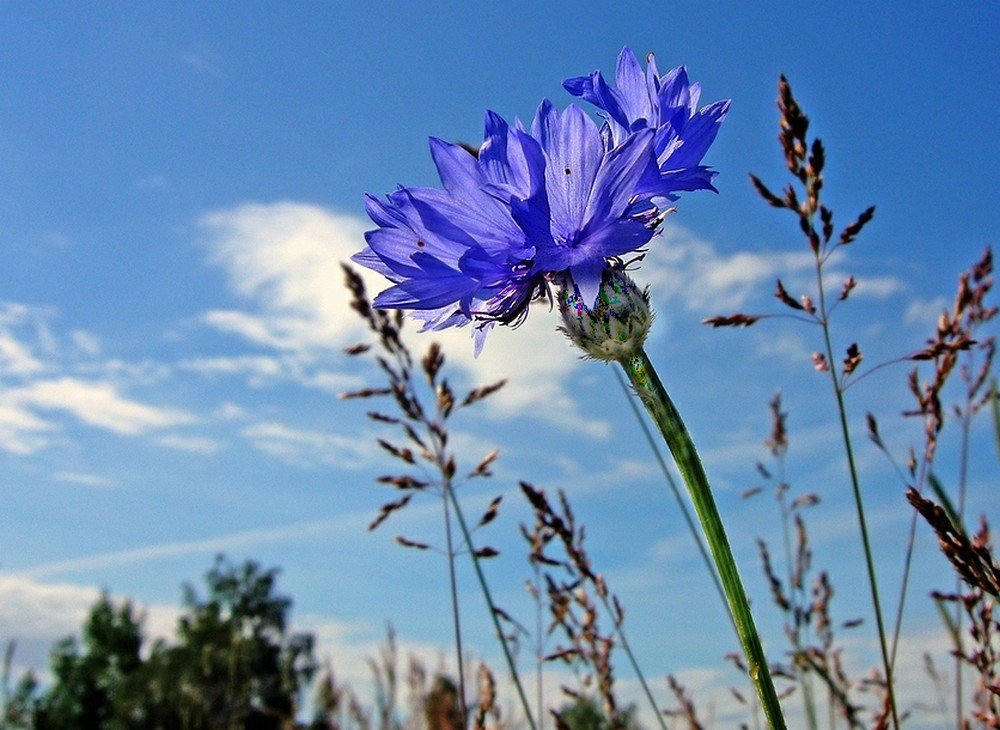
(613, 47), (655, 124)
(564, 47), (729, 201)
(357, 48), (727, 352)
(373, 267), (479, 310)
(531, 102), (603, 239)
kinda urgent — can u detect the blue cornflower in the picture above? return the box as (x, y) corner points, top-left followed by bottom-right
(354, 133), (546, 354)
(563, 47), (730, 201)
(355, 50), (727, 353)
(504, 100), (661, 306)
(356, 105), (661, 344)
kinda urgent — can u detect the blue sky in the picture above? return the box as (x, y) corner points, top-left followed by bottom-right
(1, 2), (997, 724)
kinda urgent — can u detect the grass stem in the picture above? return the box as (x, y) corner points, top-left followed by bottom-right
(441, 489), (469, 722)
(443, 481), (537, 730)
(815, 262), (899, 728)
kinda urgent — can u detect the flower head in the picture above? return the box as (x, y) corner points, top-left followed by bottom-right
(507, 100), (662, 305)
(563, 47), (730, 201)
(354, 134), (546, 354)
(557, 266), (652, 361)
(355, 50), (727, 354)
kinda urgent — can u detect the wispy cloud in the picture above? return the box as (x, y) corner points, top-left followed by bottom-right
(0, 303), (191, 454)
(180, 44), (223, 79)
(155, 434), (225, 455)
(178, 354), (361, 393)
(0, 374), (196, 454)
(0, 302), (57, 377)
(7, 377), (195, 436)
(638, 226), (905, 314)
(69, 330), (101, 357)
(0, 330), (45, 376)
(240, 420), (376, 468)
(52, 471), (114, 488)
(0, 401), (54, 454)
(905, 296), (948, 326)
(200, 203), (372, 352)
(14, 507), (426, 580)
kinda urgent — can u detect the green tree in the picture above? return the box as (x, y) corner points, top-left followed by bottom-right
(158, 555), (317, 729)
(2, 640), (39, 729)
(28, 555), (317, 730)
(556, 696), (641, 730)
(33, 593), (144, 729)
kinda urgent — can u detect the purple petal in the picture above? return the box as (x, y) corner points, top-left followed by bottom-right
(373, 270), (478, 310)
(429, 137), (479, 197)
(614, 47), (653, 123)
(657, 66), (693, 113)
(585, 127), (657, 223)
(478, 111), (514, 187)
(472, 322), (494, 357)
(533, 103), (602, 235)
(351, 245), (397, 280)
(364, 193), (403, 228)
(663, 99), (730, 169)
(562, 72), (600, 105)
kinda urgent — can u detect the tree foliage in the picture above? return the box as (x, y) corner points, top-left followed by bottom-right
(11, 556), (316, 730)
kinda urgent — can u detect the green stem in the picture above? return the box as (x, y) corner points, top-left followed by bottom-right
(619, 349), (786, 729)
(613, 369), (734, 632)
(955, 389), (973, 727)
(596, 591), (669, 730)
(441, 488), (469, 722)
(815, 265), (899, 728)
(532, 564), (544, 730)
(443, 482), (537, 730)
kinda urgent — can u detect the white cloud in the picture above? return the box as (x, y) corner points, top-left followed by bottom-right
(754, 331), (813, 363)
(178, 354), (361, 393)
(0, 377), (195, 454)
(0, 402), (54, 454)
(0, 331), (45, 376)
(854, 275), (905, 299)
(213, 401), (247, 421)
(637, 227), (817, 312)
(155, 434), (225, 455)
(0, 302), (57, 377)
(201, 309), (311, 351)
(70, 330), (101, 357)
(73, 358), (172, 385)
(637, 226), (904, 314)
(200, 203), (372, 352)
(241, 420), (376, 469)
(181, 354), (286, 379)
(4, 377), (194, 436)
(905, 296), (948, 326)
(53, 471), (113, 488)
(0, 301), (192, 456)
